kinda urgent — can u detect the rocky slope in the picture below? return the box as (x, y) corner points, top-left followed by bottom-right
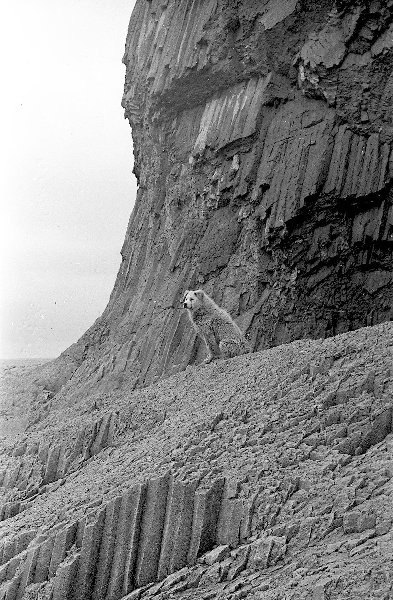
(0, 322), (392, 599)
(1, 2), (393, 599)
(33, 0), (393, 398)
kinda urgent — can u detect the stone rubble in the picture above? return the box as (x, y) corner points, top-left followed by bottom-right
(0, 322), (392, 599)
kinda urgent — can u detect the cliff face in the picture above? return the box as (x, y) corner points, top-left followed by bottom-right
(1, 7), (392, 598)
(42, 0), (393, 395)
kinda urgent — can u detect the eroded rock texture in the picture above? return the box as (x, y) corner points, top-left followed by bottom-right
(41, 0), (393, 394)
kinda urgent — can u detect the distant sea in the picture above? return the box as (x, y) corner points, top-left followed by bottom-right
(0, 358), (52, 373)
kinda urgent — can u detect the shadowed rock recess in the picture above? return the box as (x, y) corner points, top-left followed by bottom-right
(35, 0), (393, 397)
(1, 1), (393, 599)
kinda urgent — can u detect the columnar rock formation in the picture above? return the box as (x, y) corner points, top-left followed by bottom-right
(35, 0), (393, 397)
(0, 474), (250, 599)
(0, 412), (118, 524)
(0, 323), (392, 599)
(1, 6), (392, 599)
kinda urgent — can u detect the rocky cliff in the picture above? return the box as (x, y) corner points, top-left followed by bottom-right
(35, 0), (393, 399)
(1, 4), (392, 599)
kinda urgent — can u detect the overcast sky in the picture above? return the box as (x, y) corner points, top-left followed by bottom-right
(1, 0), (137, 359)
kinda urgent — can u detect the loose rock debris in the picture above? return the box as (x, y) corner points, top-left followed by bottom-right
(0, 322), (392, 599)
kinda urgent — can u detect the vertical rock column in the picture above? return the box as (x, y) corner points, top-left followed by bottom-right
(34, 537), (56, 583)
(134, 473), (171, 587)
(216, 497), (246, 548)
(106, 484), (147, 600)
(157, 477), (198, 579)
(4, 573), (22, 600)
(49, 523), (78, 577)
(120, 483), (147, 597)
(187, 479), (225, 564)
(43, 446), (62, 484)
(73, 510), (106, 600)
(86, 412), (117, 459)
(92, 496), (123, 600)
(52, 554), (80, 600)
(16, 546), (40, 600)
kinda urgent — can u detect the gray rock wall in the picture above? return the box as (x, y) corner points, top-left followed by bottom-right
(36, 0), (393, 398)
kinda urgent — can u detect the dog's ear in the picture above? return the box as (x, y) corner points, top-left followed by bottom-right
(195, 290), (204, 300)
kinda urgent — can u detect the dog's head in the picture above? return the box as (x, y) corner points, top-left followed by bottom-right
(183, 289), (204, 310)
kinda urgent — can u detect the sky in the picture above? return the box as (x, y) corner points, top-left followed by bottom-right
(1, 0), (138, 359)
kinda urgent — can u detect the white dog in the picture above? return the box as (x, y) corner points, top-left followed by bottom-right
(183, 289), (250, 363)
